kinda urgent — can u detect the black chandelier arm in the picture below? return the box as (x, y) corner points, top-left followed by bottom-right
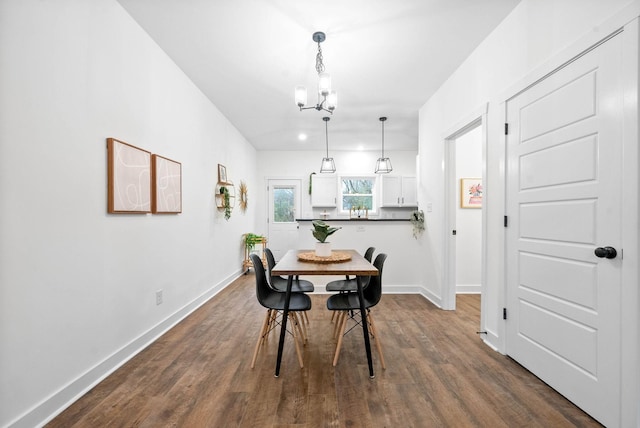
(297, 104), (333, 114)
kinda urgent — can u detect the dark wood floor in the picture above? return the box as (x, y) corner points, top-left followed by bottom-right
(48, 274), (601, 427)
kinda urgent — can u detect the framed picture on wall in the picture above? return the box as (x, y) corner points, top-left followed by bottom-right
(152, 154), (182, 214)
(107, 138), (152, 213)
(218, 163), (227, 183)
(460, 178), (482, 208)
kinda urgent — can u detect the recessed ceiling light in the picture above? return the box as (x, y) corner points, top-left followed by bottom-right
(298, 133), (307, 141)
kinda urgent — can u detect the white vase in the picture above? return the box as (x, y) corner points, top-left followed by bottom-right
(315, 242), (332, 257)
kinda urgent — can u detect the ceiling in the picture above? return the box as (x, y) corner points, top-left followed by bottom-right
(117, 0), (520, 152)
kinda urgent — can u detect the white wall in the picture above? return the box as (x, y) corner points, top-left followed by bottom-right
(455, 127), (482, 293)
(418, 0), (633, 343)
(0, 1), (257, 426)
(417, 0), (639, 425)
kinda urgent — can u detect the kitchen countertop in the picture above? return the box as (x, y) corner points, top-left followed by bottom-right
(296, 218), (410, 222)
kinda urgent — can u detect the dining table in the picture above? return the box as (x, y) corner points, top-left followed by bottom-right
(271, 249), (379, 378)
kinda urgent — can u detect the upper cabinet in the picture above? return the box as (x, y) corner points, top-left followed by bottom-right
(380, 175), (417, 207)
(311, 174), (337, 207)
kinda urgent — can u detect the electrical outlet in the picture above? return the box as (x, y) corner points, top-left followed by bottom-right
(156, 290), (163, 305)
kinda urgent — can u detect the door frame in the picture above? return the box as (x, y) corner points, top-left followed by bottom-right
(497, 14), (639, 426)
(442, 104), (488, 312)
(265, 177), (303, 259)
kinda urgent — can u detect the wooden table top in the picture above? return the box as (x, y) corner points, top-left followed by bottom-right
(272, 249), (379, 276)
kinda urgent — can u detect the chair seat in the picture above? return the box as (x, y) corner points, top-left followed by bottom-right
(261, 291), (312, 311)
(325, 277), (370, 292)
(271, 276), (315, 293)
(326, 292), (375, 311)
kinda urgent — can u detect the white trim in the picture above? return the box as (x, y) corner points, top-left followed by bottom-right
(619, 16), (640, 428)
(441, 103), (489, 311)
(456, 284), (481, 294)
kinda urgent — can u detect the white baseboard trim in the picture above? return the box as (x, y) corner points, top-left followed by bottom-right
(13, 270), (243, 428)
(456, 284), (481, 294)
(481, 329), (504, 355)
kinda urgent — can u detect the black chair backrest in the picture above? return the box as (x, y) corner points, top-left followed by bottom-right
(363, 253), (387, 307)
(264, 248), (276, 275)
(364, 246), (375, 262)
(250, 253), (272, 306)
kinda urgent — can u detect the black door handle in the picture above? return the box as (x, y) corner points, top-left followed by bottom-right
(594, 246), (617, 259)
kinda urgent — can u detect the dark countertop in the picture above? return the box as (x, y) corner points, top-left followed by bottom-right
(296, 218), (410, 222)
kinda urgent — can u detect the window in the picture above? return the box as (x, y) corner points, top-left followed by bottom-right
(340, 176), (376, 213)
(273, 186), (295, 222)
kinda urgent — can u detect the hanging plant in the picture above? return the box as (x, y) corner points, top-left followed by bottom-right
(309, 172), (316, 195)
(410, 209), (425, 239)
(220, 186), (232, 220)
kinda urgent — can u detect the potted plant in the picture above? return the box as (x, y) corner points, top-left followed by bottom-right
(244, 233), (264, 254)
(311, 220), (340, 257)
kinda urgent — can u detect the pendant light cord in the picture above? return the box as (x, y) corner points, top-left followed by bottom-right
(380, 116), (387, 157)
(324, 117), (330, 157)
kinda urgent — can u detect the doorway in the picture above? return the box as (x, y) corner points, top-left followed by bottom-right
(267, 179), (301, 261)
(443, 109), (487, 312)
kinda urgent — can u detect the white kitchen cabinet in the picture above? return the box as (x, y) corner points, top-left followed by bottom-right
(380, 175), (417, 207)
(311, 174), (337, 207)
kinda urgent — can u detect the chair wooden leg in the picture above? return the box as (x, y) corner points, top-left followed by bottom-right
(332, 311), (348, 366)
(298, 312), (308, 343)
(289, 313), (305, 368)
(292, 312), (307, 344)
(251, 309), (272, 369)
(367, 311), (386, 370)
(333, 311), (344, 339)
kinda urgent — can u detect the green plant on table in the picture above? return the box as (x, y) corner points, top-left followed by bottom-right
(311, 220), (341, 243)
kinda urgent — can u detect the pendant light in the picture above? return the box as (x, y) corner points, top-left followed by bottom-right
(295, 31), (338, 114)
(375, 116), (393, 173)
(319, 116), (336, 173)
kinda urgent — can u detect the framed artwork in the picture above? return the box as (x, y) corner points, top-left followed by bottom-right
(460, 178), (483, 208)
(218, 163), (227, 183)
(107, 138), (151, 213)
(152, 154), (182, 214)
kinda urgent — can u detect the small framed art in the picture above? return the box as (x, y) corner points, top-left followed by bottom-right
(460, 178), (482, 208)
(218, 163), (227, 183)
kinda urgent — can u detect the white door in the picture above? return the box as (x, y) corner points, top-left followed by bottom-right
(505, 34), (622, 427)
(267, 179), (301, 260)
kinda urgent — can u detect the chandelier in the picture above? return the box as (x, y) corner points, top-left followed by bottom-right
(375, 117), (393, 174)
(319, 117), (336, 173)
(295, 32), (337, 114)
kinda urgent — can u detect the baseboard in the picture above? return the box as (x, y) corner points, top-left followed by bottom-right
(12, 270), (243, 428)
(456, 284), (481, 294)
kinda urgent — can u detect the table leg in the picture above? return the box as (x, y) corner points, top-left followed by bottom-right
(357, 276), (375, 378)
(275, 274), (293, 377)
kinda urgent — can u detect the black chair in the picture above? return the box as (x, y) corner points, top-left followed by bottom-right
(326, 253), (387, 368)
(265, 248), (314, 293)
(325, 246), (375, 292)
(249, 254), (312, 369)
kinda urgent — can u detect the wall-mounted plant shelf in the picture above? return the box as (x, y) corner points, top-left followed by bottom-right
(215, 182), (235, 209)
